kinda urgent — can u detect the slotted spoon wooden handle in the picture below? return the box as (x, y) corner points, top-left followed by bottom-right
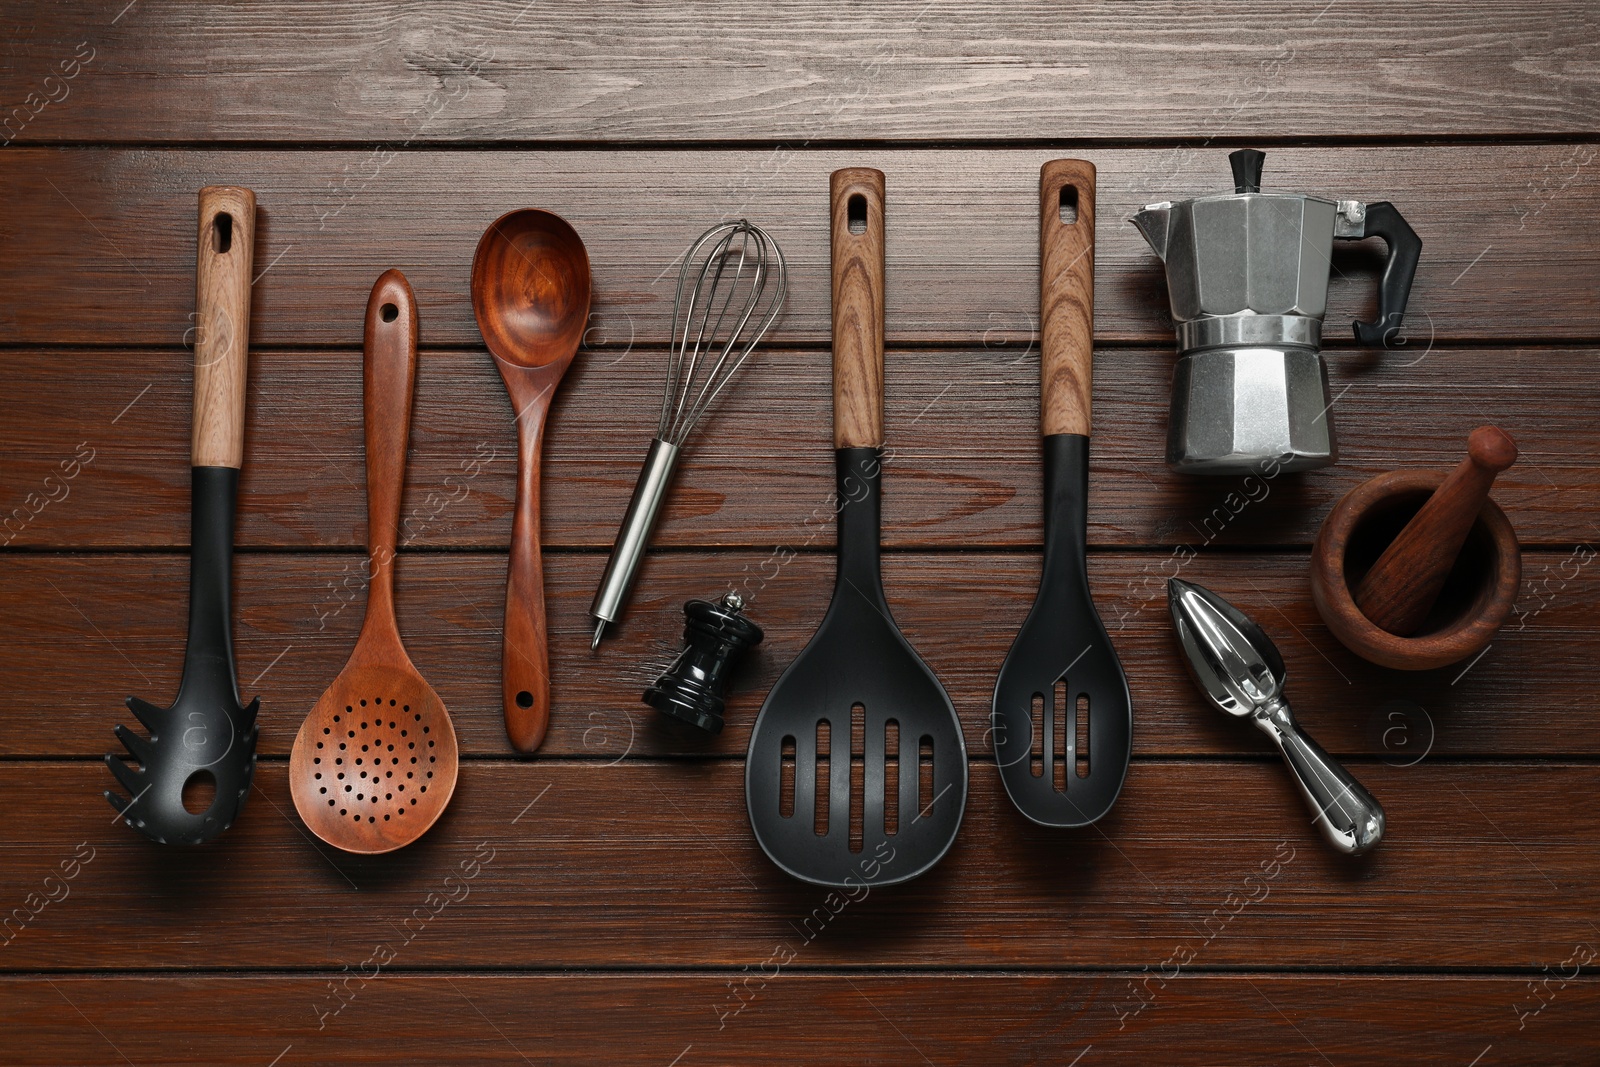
(359, 270), (419, 652)
(192, 186), (255, 468)
(831, 168), (886, 449)
(1039, 160), (1096, 438)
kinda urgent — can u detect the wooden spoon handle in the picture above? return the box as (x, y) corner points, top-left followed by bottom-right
(1039, 160), (1096, 438)
(831, 168), (886, 449)
(361, 270), (419, 634)
(191, 186), (255, 468)
(1354, 425), (1518, 635)
(503, 372), (556, 752)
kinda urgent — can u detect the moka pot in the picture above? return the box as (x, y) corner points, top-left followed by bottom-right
(1132, 149), (1421, 476)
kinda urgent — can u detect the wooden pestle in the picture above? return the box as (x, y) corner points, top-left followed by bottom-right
(1353, 426), (1518, 636)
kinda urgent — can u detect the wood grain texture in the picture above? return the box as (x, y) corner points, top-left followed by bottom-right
(1039, 159), (1096, 437)
(359, 269), (419, 640)
(2, 760), (1598, 971)
(499, 376), (558, 752)
(289, 654), (460, 854)
(287, 268), (461, 856)
(4, 147), (1600, 347)
(470, 211), (591, 753)
(1355, 426), (1519, 634)
(0, 551), (1593, 759)
(1313, 469), (1526, 670)
(190, 185), (255, 467)
(2, 2), (1597, 143)
(3, 5), (1598, 1057)
(2, 346), (1595, 550)
(830, 167), (885, 448)
(2, 975), (1594, 1066)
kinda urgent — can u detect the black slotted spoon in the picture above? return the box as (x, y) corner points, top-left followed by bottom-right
(991, 160), (1132, 827)
(745, 168), (967, 888)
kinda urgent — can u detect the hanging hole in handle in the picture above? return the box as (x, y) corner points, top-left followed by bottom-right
(847, 193), (867, 234)
(381, 302), (399, 323)
(213, 212), (234, 254)
(1059, 186), (1079, 226)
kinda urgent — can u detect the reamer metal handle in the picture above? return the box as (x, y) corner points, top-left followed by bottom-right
(1252, 698), (1385, 855)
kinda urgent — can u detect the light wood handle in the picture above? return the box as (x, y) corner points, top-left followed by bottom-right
(1354, 425), (1518, 636)
(831, 168), (885, 449)
(1039, 160), (1096, 437)
(192, 186), (256, 468)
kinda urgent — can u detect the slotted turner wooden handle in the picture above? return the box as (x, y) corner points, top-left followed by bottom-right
(1039, 160), (1096, 438)
(192, 186), (255, 468)
(359, 270), (419, 651)
(831, 168), (886, 449)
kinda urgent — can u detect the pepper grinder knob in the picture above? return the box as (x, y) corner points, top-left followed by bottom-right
(1229, 148), (1266, 193)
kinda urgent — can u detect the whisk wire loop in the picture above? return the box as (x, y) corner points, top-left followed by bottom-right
(658, 219), (787, 445)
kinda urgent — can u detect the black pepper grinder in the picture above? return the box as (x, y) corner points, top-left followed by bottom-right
(644, 593), (764, 734)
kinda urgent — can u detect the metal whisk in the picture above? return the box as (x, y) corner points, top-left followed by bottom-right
(589, 220), (786, 648)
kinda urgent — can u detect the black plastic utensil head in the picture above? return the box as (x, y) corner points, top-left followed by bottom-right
(747, 449), (967, 887)
(992, 435), (1132, 827)
(106, 467), (259, 844)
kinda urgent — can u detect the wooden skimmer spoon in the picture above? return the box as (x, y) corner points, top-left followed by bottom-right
(290, 270), (459, 853)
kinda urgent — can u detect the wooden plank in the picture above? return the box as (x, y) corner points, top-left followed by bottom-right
(4, 1), (1596, 144)
(2, 974), (1593, 1066)
(2, 146), (1599, 347)
(1, 552), (1592, 758)
(0, 2), (1592, 1058)
(2, 761), (1596, 971)
(1, 347), (1594, 550)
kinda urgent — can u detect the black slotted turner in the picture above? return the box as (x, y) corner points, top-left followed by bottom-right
(746, 168), (967, 887)
(991, 161), (1132, 827)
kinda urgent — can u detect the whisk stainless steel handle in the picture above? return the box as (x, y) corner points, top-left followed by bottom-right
(589, 220), (786, 649)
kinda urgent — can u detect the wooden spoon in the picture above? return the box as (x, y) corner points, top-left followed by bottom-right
(471, 210), (592, 753)
(290, 270), (459, 853)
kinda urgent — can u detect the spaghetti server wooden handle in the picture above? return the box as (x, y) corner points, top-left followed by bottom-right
(831, 168), (886, 449)
(1039, 159), (1096, 438)
(192, 186), (256, 468)
(1354, 425), (1518, 635)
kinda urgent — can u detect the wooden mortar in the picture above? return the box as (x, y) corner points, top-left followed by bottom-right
(1310, 441), (1521, 671)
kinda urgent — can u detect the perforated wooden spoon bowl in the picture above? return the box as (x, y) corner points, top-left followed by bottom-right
(290, 270), (459, 853)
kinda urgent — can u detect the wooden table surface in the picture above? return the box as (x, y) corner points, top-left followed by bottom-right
(3, 3), (1598, 1064)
